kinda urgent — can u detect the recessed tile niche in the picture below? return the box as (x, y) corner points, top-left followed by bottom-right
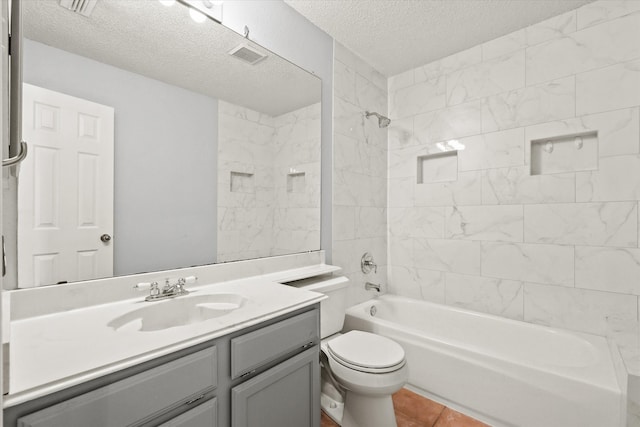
(230, 171), (254, 193)
(287, 171), (306, 193)
(417, 151), (458, 184)
(530, 131), (598, 175)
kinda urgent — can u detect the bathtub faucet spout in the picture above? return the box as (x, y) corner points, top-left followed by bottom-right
(365, 282), (381, 292)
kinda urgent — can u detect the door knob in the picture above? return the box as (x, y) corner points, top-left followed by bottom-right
(100, 234), (112, 243)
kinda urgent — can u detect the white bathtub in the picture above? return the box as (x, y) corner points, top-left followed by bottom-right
(343, 295), (625, 427)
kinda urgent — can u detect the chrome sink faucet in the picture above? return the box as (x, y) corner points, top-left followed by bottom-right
(162, 277), (189, 298)
(134, 276), (196, 302)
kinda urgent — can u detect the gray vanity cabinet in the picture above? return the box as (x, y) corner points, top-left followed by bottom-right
(5, 305), (320, 427)
(159, 398), (217, 427)
(230, 309), (320, 427)
(231, 348), (319, 427)
(15, 348), (218, 427)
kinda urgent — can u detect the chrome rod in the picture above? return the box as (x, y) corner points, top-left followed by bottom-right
(2, 141), (27, 167)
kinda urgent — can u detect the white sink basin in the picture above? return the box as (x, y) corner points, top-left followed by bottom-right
(108, 293), (247, 332)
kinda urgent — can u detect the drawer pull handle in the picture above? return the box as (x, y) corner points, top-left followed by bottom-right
(240, 370), (256, 378)
(302, 341), (315, 350)
(185, 394), (206, 405)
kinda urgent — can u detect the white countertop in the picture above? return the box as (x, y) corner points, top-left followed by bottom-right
(5, 277), (325, 408)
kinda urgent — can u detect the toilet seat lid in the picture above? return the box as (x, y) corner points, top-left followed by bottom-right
(327, 331), (405, 373)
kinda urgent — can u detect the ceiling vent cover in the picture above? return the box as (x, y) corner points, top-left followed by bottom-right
(58, 0), (98, 17)
(228, 44), (268, 65)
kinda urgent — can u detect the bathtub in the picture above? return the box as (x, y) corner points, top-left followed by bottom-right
(343, 295), (625, 427)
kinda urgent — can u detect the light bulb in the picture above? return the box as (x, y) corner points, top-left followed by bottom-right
(158, 0), (175, 6)
(189, 7), (207, 23)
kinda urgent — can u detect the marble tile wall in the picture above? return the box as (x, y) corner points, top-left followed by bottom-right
(272, 103), (322, 257)
(333, 42), (388, 306)
(387, 0), (640, 337)
(217, 100), (321, 262)
(218, 100), (276, 262)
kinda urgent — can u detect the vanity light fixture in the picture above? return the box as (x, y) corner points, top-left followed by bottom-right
(544, 140), (554, 153)
(436, 140), (465, 152)
(447, 139), (465, 151)
(182, 0), (223, 23)
(189, 7), (207, 23)
(202, 0), (223, 7)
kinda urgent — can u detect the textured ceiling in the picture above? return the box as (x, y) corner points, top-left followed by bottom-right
(285, 0), (594, 77)
(23, 0), (320, 116)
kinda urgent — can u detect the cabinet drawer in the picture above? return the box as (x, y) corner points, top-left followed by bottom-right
(17, 347), (217, 427)
(159, 398), (217, 427)
(231, 310), (318, 379)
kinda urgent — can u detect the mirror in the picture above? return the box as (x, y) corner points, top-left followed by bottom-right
(6, 0), (321, 288)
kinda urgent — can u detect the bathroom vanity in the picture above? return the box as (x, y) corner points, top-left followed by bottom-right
(2, 274), (325, 427)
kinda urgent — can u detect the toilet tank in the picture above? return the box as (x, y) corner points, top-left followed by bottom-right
(295, 275), (349, 339)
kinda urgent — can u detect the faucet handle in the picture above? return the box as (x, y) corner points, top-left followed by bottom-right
(134, 281), (153, 290)
(361, 252), (377, 274)
(134, 281), (160, 296)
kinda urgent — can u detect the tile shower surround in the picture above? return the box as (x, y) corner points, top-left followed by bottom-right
(385, 0), (640, 339)
(332, 42), (389, 307)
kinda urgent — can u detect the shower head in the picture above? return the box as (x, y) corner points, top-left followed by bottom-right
(365, 111), (391, 128)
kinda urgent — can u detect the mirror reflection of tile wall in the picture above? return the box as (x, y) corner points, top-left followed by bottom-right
(217, 101), (321, 262)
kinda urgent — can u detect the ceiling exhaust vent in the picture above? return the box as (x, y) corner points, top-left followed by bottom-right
(228, 44), (268, 66)
(58, 0), (98, 17)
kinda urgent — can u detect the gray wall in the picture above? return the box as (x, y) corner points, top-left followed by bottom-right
(23, 39), (218, 276)
(221, 1), (334, 261)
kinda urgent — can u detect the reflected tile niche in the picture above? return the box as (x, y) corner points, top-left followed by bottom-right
(530, 131), (597, 175)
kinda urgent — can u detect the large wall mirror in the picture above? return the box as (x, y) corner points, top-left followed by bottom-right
(5, 0), (321, 289)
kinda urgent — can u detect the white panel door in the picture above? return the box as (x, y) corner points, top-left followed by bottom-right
(18, 84), (114, 287)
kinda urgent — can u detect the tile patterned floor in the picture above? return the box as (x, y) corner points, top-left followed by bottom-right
(320, 388), (490, 427)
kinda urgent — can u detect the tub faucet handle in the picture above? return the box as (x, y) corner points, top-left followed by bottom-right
(361, 252), (377, 274)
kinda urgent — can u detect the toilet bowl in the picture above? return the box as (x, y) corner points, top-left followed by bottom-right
(322, 331), (408, 427)
(291, 274), (407, 427)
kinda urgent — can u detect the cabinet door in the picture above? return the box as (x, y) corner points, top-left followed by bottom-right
(159, 398), (217, 427)
(232, 346), (319, 427)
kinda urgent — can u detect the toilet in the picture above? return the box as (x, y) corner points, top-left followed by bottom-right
(300, 275), (408, 427)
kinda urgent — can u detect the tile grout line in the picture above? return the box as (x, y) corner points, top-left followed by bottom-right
(432, 406), (446, 427)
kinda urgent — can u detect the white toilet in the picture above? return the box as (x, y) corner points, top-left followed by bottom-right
(301, 275), (408, 427)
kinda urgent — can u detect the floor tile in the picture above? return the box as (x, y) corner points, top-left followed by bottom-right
(393, 388), (445, 426)
(396, 410), (428, 427)
(320, 388), (487, 427)
(433, 407), (490, 427)
(320, 410), (339, 427)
